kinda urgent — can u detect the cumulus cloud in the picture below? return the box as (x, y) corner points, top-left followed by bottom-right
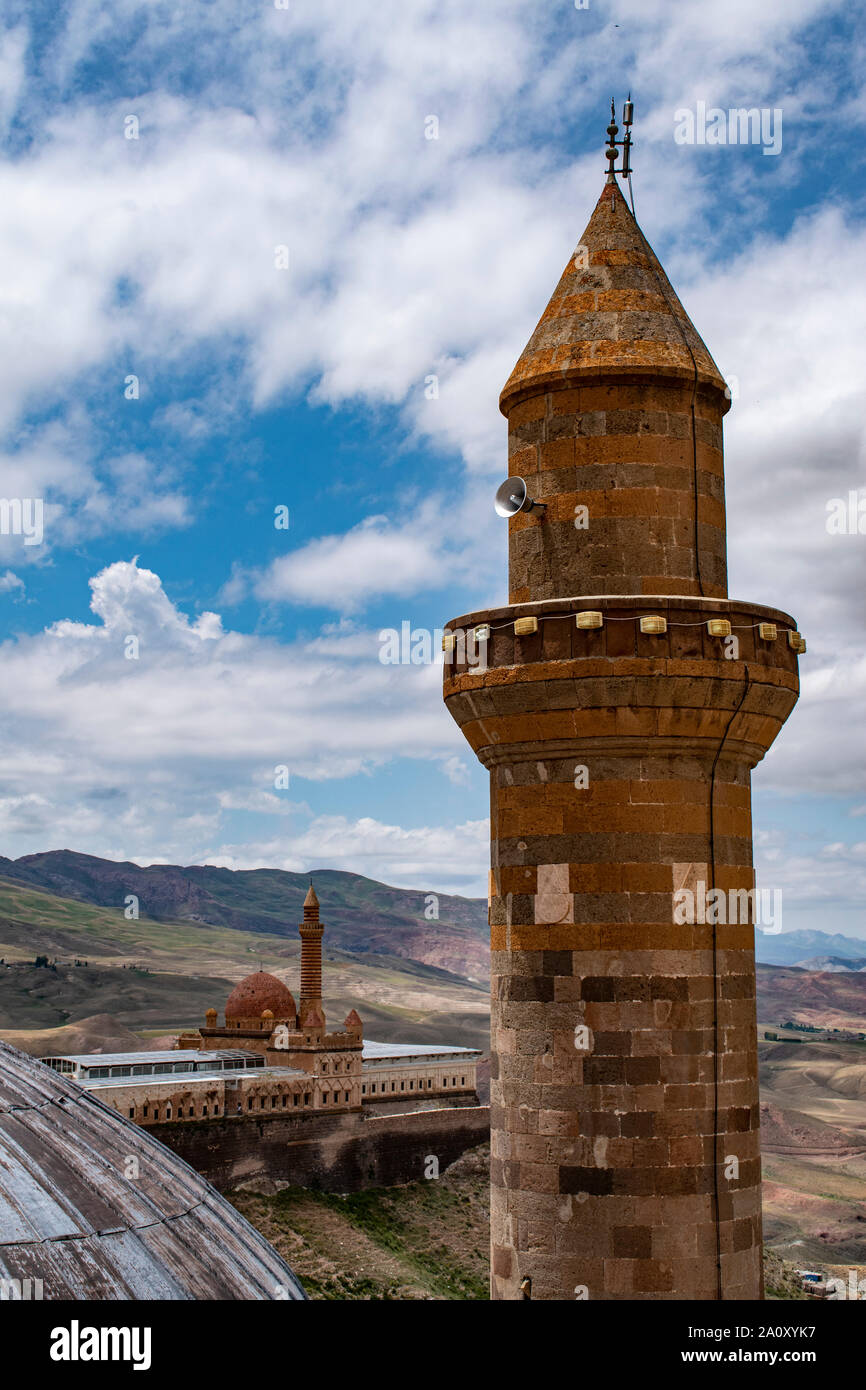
(0, 0), (856, 515)
(251, 513), (449, 612)
(207, 814), (489, 896)
(0, 559), (475, 882)
(0, 0), (861, 911)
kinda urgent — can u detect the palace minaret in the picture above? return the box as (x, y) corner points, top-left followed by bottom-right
(443, 156), (802, 1299)
(298, 883), (325, 1028)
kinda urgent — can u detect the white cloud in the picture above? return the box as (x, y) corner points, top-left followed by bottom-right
(205, 813), (490, 897)
(252, 512), (448, 611)
(0, 0), (861, 906)
(442, 756), (471, 787)
(0, 0), (854, 522)
(0, 559), (469, 867)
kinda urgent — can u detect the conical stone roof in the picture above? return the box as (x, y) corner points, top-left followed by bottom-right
(500, 180), (728, 414)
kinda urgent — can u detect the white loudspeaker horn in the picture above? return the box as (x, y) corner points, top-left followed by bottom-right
(494, 477), (546, 517)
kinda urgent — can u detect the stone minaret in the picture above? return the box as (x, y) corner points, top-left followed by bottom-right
(443, 171), (802, 1300)
(298, 883), (325, 1029)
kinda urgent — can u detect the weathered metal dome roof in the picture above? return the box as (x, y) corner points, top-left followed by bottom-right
(224, 971), (296, 1021)
(0, 1040), (306, 1300)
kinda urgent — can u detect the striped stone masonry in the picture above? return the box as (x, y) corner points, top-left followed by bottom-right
(444, 595), (797, 1299)
(443, 174), (801, 1300)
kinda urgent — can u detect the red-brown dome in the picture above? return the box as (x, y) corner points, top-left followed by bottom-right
(225, 972), (296, 1022)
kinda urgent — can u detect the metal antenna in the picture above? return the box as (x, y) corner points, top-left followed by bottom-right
(604, 95), (636, 214)
(621, 94), (633, 177)
(623, 94), (636, 215)
(605, 98), (619, 183)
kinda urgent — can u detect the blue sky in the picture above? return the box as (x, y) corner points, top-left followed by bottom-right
(0, 0), (863, 935)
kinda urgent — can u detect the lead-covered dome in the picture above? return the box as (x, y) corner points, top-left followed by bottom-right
(0, 1039), (306, 1300)
(225, 971), (296, 1021)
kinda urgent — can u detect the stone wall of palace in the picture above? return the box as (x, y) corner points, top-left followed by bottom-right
(148, 1103), (491, 1192)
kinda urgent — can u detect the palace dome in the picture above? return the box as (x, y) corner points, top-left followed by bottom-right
(225, 972), (296, 1021)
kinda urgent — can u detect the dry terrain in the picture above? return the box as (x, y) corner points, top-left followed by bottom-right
(229, 1145), (490, 1300)
(229, 1145), (832, 1301)
(760, 1038), (866, 1272)
(757, 962), (866, 1033)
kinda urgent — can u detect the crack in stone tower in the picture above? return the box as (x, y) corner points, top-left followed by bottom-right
(443, 164), (802, 1300)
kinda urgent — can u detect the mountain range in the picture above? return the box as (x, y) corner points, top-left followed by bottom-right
(755, 928), (866, 967)
(1, 852), (863, 983)
(1, 850), (866, 1054)
(0, 849), (489, 982)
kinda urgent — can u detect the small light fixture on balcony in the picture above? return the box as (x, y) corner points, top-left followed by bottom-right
(707, 618), (731, 637)
(576, 611), (604, 629)
(758, 623), (777, 641)
(639, 615), (667, 634)
(474, 624), (491, 642)
(514, 616), (539, 636)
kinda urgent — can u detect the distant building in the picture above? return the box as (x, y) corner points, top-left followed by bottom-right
(43, 884), (480, 1129)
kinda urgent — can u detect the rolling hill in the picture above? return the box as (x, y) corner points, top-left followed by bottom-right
(0, 876), (489, 1051)
(757, 963), (866, 1033)
(0, 850), (489, 981)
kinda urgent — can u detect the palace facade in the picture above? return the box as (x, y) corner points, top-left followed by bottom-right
(44, 885), (480, 1128)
